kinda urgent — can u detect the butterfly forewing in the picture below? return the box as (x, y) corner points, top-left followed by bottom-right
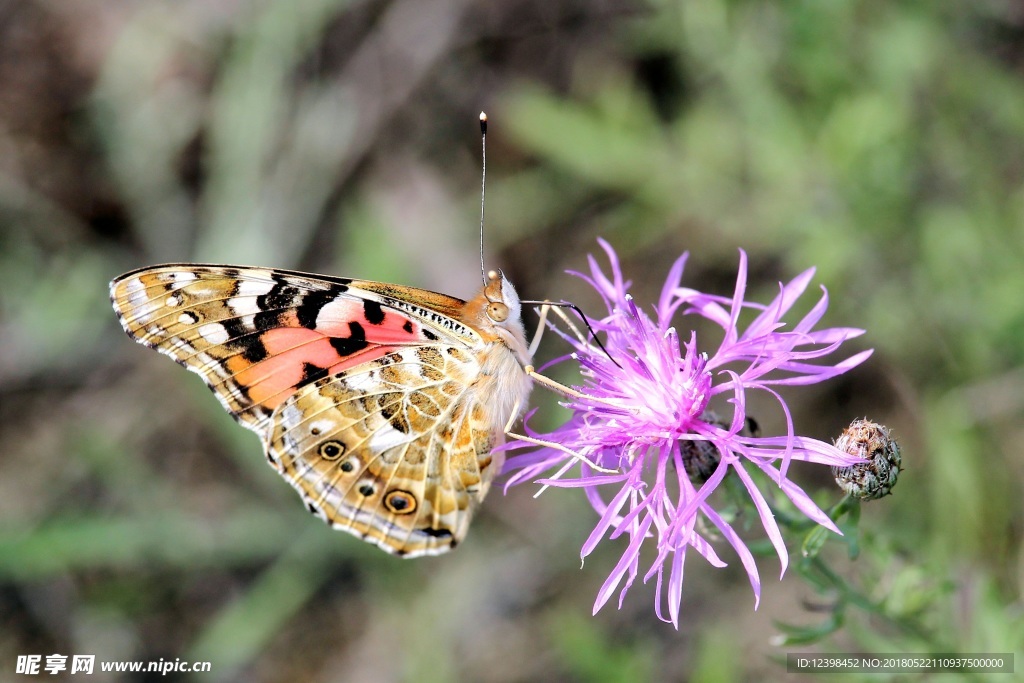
(110, 265), (474, 429)
(109, 264), (529, 556)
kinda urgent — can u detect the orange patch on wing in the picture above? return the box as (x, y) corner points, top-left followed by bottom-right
(229, 327), (399, 409)
(263, 328), (342, 365)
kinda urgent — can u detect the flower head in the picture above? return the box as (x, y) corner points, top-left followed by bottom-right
(504, 239), (872, 627)
(832, 419), (901, 500)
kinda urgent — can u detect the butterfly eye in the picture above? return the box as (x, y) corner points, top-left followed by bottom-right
(384, 489), (417, 515)
(318, 440), (346, 460)
(487, 301), (509, 322)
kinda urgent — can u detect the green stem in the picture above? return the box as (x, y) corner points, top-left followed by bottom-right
(805, 556), (968, 661)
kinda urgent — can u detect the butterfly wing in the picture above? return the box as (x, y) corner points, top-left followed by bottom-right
(110, 265), (509, 555)
(109, 265), (472, 430)
(268, 345), (500, 556)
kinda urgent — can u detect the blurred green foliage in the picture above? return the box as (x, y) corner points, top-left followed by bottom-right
(1, 0), (1022, 681)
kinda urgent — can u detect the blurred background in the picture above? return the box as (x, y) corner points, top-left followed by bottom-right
(1, 0), (1023, 680)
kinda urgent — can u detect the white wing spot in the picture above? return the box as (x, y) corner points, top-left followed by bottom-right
(227, 297), (262, 316)
(226, 277), (278, 318)
(236, 279), (276, 297)
(316, 298), (359, 330)
(198, 323), (229, 345)
(370, 421), (415, 451)
(165, 295), (182, 307)
(126, 277), (147, 306)
(280, 404), (304, 431)
(309, 419), (337, 436)
(344, 371), (379, 393)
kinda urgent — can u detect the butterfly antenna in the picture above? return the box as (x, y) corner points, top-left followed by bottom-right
(520, 299), (622, 369)
(479, 111), (488, 286)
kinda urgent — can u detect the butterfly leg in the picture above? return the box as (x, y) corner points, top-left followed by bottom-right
(528, 301), (591, 357)
(527, 303), (550, 358)
(523, 366), (632, 412)
(525, 304), (631, 409)
(548, 304), (589, 344)
(501, 397), (619, 475)
(513, 303), (636, 487)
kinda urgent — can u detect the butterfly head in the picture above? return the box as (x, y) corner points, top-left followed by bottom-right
(484, 269), (517, 321)
(464, 269), (530, 366)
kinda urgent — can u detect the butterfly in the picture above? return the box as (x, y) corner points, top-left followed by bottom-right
(110, 265), (534, 557)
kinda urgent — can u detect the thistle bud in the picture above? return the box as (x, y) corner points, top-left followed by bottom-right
(832, 419), (901, 499)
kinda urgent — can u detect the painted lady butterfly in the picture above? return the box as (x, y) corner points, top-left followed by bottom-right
(110, 265), (533, 557)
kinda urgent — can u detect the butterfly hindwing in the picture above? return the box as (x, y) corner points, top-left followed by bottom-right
(267, 346), (501, 556)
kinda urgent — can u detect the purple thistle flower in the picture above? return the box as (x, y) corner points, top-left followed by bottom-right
(504, 239), (872, 628)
